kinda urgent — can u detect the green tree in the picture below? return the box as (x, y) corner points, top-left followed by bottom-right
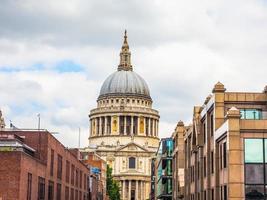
(106, 165), (120, 200)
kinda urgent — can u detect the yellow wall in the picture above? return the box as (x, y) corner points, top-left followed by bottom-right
(139, 117), (144, 134)
(112, 116), (118, 134)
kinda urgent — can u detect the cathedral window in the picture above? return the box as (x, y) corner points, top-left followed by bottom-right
(129, 157), (136, 169)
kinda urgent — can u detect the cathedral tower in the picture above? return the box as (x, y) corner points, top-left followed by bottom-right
(88, 31), (160, 200)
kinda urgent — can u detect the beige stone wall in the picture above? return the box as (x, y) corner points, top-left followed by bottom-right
(88, 94), (160, 200)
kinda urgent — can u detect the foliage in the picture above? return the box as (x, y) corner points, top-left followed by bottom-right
(106, 165), (120, 200)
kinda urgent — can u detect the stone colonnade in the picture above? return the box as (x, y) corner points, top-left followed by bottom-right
(121, 180), (147, 200)
(90, 115), (159, 137)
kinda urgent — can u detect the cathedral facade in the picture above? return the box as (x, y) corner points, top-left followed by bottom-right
(88, 32), (160, 200)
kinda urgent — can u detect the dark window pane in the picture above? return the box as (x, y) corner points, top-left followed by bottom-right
(245, 185), (264, 200)
(129, 157), (136, 169)
(245, 164), (264, 184)
(245, 139), (263, 163)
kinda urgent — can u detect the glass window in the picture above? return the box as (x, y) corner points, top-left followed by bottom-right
(264, 139), (267, 162)
(245, 164), (264, 184)
(129, 157), (136, 169)
(240, 109), (262, 120)
(245, 185), (264, 200)
(245, 139), (263, 163)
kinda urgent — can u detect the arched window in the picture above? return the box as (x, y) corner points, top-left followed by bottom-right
(129, 157), (136, 169)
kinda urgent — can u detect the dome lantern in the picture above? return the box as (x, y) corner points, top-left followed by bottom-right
(118, 30), (132, 71)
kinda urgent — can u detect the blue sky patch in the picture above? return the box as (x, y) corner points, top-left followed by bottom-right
(54, 60), (84, 73)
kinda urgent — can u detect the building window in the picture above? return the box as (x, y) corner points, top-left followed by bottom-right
(197, 161), (200, 179)
(211, 151), (214, 174)
(66, 160), (70, 183)
(211, 188), (214, 200)
(240, 109), (262, 120)
(79, 191), (82, 200)
(223, 142), (227, 168)
(65, 186), (69, 200)
(223, 185), (227, 200)
(203, 123), (206, 144)
(76, 169), (79, 186)
(80, 170), (82, 188)
(203, 156), (206, 177)
(38, 177), (45, 200)
(56, 183), (61, 200)
(48, 181), (54, 200)
(75, 189), (78, 200)
(57, 154), (62, 180)
(71, 164), (75, 185)
(71, 188), (74, 200)
(84, 174), (87, 190)
(210, 114), (214, 137)
(50, 149), (54, 176)
(244, 139), (266, 199)
(129, 157), (136, 169)
(245, 139), (263, 163)
(27, 173), (32, 200)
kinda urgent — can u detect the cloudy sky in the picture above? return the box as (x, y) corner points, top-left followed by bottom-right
(0, 0), (267, 147)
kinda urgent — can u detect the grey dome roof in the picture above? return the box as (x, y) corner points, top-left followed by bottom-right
(99, 71), (151, 99)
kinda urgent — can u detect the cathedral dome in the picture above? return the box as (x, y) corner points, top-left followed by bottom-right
(98, 30), (151, 100)
(99, 70), (151, 99)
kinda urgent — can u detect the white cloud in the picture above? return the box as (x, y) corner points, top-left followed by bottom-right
(0, 0), (267, 147)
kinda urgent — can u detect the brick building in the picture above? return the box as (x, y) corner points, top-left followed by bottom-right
(181, 82), (267, 200)
(172, 121), (186, 200)
(0, 129), (90, 200)
(81, 151), (107, 200)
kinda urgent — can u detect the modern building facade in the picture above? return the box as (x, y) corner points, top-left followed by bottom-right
(155, 138), (173, 200)
(182, 82), (267, 200)
(87, 31), (160, 200)
(0, 128), (90, 200)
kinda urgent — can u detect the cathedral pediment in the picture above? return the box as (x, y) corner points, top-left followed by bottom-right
(117, 142), (148, 152)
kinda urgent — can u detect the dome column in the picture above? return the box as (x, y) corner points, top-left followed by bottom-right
(94, 118), (97, 136)
(151, 118), (155, 136)
(122, 180), (125, 200)
(137, 117), (140, 135)
(144, 118), (146, 135)
(128, 180), (131, 200)
(90, 119), (92, 136)
(96, 118), (99, 136)
(99, 117), (102, 135)
(130, 116), (134, 135)
(156, 120), (159, 136)
(104, 116), (107, 135)
(124, 116), (127, 135)
(136, 180), (139, 199)
(148, 118), (151, 136)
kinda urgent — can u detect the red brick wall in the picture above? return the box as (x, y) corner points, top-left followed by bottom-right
(0, 131), (90, 200)
(0, 152), (21, 200)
